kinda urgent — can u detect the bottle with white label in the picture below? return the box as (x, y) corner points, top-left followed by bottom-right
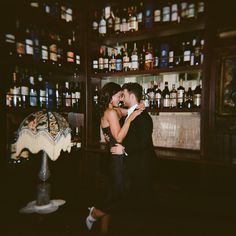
(131, 42), (139, 70)
(99, 9), (107, 37)
(29, 75), (38, 107)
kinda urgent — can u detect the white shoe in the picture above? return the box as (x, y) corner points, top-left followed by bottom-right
(85, 207), (97, 230)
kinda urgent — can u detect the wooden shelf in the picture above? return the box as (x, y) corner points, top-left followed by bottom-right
(6, 55), (81, 77)
(147, 107), (201, 113)
(91, 18), (205, 46)
(5, 107), (83, 114)
(91, 65), (203, 78)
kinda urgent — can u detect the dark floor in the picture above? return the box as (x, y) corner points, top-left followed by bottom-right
(2, 154), (236, 236)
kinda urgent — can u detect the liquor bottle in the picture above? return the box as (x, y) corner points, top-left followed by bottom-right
(74, 82), (81, 111)
(20, 69), (30, 108)
(48, 31), (58, 65)
(57, 34), (64, 67)
(43, 1), (51, 14)
(65, 4), (73, 22)
(41, 29), (49, 64)
(194, 80), (202, 107)
(45, 81), (55, 109)
(110, 48), (116, 72)
(131, 42), (139, 70)
(115, 47), (123, 72)
(187, 2), (196, 19)
(103, 47), (109, 73)
(72, 126), (82, 149)
(98, 47), (104, 72)
(145, 42), (153, 70)
(148, 80), (155, 108)
(144, 3), (153, 28)
(99, 9), (107, 37)
(177, 78), (185, 108)
(180, 2), (188, 21)
(160, 43), (169, 68)
(92, 10), (99, 34)
(154, 80), (162, 108)
(66, 38), (75, 65)
(153, 4), (161, 26)
(162, 3), (170, 23)
(10, 67), (21, 107)
(170, 84), (177, 108)
(197, 1), (205, 19)
(123, 43), (130, 72)
(114, 8), (121, 34)
(64, 81), (72, 108)
(139, 44), (145, 70)
(38, 74), (46, 108)
(136, 1), (144, 30)
(190, 38), (196, 66)
(128, 6), (138, 32)
(162, 81), (170, 108)
(153, 47), (159, 69)
(29, 74), (38, 107)
(193, 37), (201, 65)
(174, 42), (182, 67)
(55, 82), (62, 110)
(93, 85), (99, 107)
(107, 10), (114, 35)
(15, 19), (26, 58)
(200, 39), (205, 64)
(32, 26), (41, 62)
(71, 82), (76, 110)
(92, 52), (99, 74)
(168, 44), (174, 68)
(171, 3), (179, 23)
(61, 3), (67, 21)
(185, 84), (194, 109)
(121, 7), (128, 33)
(183, 41), (191, 66)
(25, 26), (34, 59)
(143, 87), (149, 108)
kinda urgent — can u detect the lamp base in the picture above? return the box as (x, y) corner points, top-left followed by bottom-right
(19, 199), (66, 214)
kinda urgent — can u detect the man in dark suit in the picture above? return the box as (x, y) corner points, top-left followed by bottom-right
(111, 82), (156, 209)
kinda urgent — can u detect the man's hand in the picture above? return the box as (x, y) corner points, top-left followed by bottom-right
(110, 143), (125, 155)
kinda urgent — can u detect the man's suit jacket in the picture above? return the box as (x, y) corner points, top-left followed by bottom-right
(123, 109), (156, 191)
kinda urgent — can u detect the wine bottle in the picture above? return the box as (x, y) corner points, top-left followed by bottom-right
(20, 69), (30, 108)
(29, 74), (38, 107)
(99, 9), (106, 37)
(154, 80), (162, 108)
(162, 81), (170, 108)
(38, 74), (46, 108)
(131, 42), (139, 70)
(177, 78), (185, 108)
(194, 80), (202, 107)
(185, 84), (194, 109)
(145, 42), (153, 70)
(170, 84), (177, 108)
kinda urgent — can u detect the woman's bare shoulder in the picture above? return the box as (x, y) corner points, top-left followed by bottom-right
(105, 108), (119, 119)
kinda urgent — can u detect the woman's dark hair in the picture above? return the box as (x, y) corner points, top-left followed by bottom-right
(99, 82), (122, 117)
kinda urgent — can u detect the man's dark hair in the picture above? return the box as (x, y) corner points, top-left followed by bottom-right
(122, 82), (143, 102)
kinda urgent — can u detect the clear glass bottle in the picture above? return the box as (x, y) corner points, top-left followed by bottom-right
(170, 84), (177, 108)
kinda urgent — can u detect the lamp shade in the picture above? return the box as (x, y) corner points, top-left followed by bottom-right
(16, 110), (71, 161)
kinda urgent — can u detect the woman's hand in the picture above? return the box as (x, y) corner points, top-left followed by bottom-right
(127, 108), (143, 122)
(110, 143), (125, 155)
